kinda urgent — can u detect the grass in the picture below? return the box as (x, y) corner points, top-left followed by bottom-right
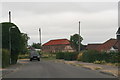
(94, 67), (102, 70)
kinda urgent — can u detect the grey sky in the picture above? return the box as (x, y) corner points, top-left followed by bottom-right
(1, 2), (118, 45)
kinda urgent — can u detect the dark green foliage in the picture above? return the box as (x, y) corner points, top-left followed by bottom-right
(1, 22), (26, 64)
(20, 33), (30, 54)
(79, 50), (120, 63)
(64, 52), (78, 61)
(81, 50), (100, 62)
(2, 49), (10, 68)
(56, 52), (78, 61)
(56, 52), (64, 59)
(70, 34), (83, 51)
(108, 52), (120, 63)
(31, 43), (41, 49)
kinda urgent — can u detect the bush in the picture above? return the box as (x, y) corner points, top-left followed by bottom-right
(77, 51), (85, 61)
(11, 54), (18, 64)
(64, 52), (78, 61)
(79, 50), (120, 63)
(56, 52), (78, 61)
(41, 52), (56, 59)
(81, 50), (100, 63)
(109, 52), (120, 63)
(2, 49), (10, 68)
(56, 52), (64, 59)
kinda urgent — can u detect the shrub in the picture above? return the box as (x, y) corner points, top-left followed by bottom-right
(64, 52), (78, 61)
(2, 49), (10, 68)
(56, 52), (78, 61)
(109, 52), (120, 63)
(81, 50), (100, 63)
(41, 52), (56, 59)
(11, 54), (18, 64)
(79, 50), (119, 63)
(56, 52), (64, 59)
(77, 51), (86, 61)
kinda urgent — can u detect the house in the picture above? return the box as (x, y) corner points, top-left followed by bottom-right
(96, 38), (118, 52)
(86, 44), (102, 51)
(86, 38), (119, 52)
(42, 39), (76, 53)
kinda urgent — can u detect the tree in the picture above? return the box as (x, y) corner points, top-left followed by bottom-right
(1, 22), (30, 64)
(31, 43), (41, 49)
(20, 33), (30, 54)
(70, 34), (83, 51)
(1, 22), (21, 64)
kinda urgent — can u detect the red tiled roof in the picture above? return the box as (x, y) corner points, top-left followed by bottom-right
(86, 44), (102, 50)
(96, 38), (118, 51)
(43, 39), (70, 46)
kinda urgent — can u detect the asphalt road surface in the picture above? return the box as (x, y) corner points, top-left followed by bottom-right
(3, 59), (116, 78)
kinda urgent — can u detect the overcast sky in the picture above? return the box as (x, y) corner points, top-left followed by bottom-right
(1, 2), (119, 45)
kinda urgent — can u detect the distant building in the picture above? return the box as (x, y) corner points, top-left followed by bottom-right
(96, 38), (118, 52)
(86, 38), (119, 52)
(42, 39), (76, 53)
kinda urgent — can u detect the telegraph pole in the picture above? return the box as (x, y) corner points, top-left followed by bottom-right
(9, 11), (11, 22)
(78, 21), (80, 53)
(39, 28), (41, 48)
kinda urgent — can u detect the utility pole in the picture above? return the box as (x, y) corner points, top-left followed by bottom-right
(39, 28), (41, 48)
(9, 11), (11, 22)
(78, 21), (80, 53)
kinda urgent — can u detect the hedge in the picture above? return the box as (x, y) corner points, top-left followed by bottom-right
(2, 49), (10, 68)
(56, 52), (78, 61)
(1, 22), (22, 64)
(77, 50), (120, 63)
(64, 52), (78, 61)
(108, 52), (120, 63)
(56, 52), (64, 59)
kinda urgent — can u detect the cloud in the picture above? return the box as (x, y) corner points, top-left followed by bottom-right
(1, 2), (118, 45)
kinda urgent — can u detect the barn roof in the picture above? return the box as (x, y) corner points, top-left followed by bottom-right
(43, 39), (70, 46)
(86, 44), (102, 50)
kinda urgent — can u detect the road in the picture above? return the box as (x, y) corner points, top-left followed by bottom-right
(3, 59), (116, 78)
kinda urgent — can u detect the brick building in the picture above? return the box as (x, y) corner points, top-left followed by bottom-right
(86, 38), (119, 52)
(42, 39), (76, 53)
